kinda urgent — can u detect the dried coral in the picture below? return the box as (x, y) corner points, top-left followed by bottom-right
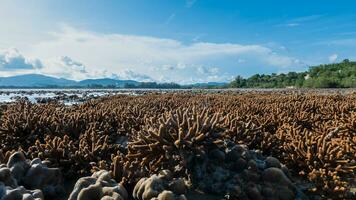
(127, 107), (226, 178)
(0, 92), (354, 199)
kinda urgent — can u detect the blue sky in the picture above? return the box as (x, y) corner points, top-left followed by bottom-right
(1, 0), (356, 83)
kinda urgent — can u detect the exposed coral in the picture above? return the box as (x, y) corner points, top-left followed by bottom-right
(186, 141), (303, 200)
(68, 170), (128, 200)
(0, 152), (63, 198)
(0, 183), (44, 200)
(127, 107), (226, 178)
(26, 125), (120, 178)
(133, 170), (187, 200)
(0, 92), (354, 199)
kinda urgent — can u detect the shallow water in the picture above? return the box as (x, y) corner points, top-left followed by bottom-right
(0, 88), (354, 105)
(0, 89), (138, 105)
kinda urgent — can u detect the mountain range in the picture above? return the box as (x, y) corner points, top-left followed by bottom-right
(0, 74), (140, 87)
(0, 74), (227, 88)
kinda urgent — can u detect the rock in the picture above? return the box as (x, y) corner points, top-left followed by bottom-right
(262, 167), (293, 187)
(68, 177), (97, 199)
(0, 186), (44, 200)
(243, 169), (260, 183)
(281, 165), (291, 179)
(0, 152), (63, 198)
(77, 183), (104, 200)
(265, 157), (281, 169)
(22, 161), (63, 196)
(276, 186), (295, 200)
(247, 160), (258, 171)
(246, 185), (263, 200)
(261, 186), (275, 198)
(0, 182), (6, 198)
(169, 178), (186, 194)
(7, 152), (30, 181)
(7, 152), (27, 168)
(226, 148), (240, 162)
(0, 167), (17, 188)
(156, 190), (175, 200)
(209, 149), (225, 163)
(187, 142), (301, 199)
(29, 158), (42, 166)
(230, 158), (247, 172)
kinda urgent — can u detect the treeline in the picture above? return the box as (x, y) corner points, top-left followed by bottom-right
(230, 59), (356, 88)
(124, 82), (182, 89)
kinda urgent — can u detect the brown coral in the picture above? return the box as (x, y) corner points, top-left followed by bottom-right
(127, 106), (226, 178)
(0, 91), (354, 199)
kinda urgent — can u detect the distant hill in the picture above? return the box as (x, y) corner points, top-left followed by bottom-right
(0, 74), (139, 88)
(78, 78), (139, 87)
(0, 74), (229, 88)
(189, 82), (227, 88)
(0, 74), (76, 87)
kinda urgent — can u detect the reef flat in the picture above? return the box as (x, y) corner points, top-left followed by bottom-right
(0, 90), (355, 199)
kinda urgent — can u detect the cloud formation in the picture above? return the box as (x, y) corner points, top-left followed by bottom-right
(24, 25), (303, 83)
(329, 54), (338, 62)
(0, 25), (304, 83)
(0, 47), (154, 82)
(185, 0), (197, 8)
(285, 23), (300, 27)
(278, 15), (323, 28)
(0, 48), (42, 71)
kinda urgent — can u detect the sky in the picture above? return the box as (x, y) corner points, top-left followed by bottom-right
(1, 0), (356, 84)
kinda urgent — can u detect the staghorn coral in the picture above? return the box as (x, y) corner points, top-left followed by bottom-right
(276, 123), (355, 197)
(0, 91), (354, 199)
(127, 106), (226, 178)
(133, 170), (187, 200)
(27, 128), (120, 178)
(68, 170), (128, 200)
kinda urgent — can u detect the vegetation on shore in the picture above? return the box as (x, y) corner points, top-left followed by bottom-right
(229, 59), (356, 88)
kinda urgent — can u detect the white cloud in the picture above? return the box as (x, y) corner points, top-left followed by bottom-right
(186, 0), (197, 8)
(0, 48), (42, 71)
(116, 70), (153, 82)
(290, 15), (323, 23)
(328, 54), (338, 62)
(197, 66), (219, 75)
(165, 13), (176, 24)
(277, 15), (322, 28)
(286, 23), (300, 27)
(39, 56), (91, 80)
(1, 25), (304, 84)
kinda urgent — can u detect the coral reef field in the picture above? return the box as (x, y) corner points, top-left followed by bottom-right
(0, 91), (355, 199)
